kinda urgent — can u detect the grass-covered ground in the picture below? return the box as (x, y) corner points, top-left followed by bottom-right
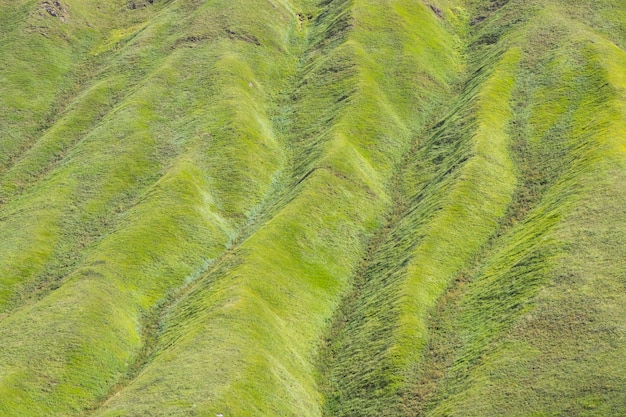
(0, 0), (624, 415)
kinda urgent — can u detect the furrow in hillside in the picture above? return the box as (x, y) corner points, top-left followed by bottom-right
(0, 0), (311, 315)
(0, 0), (302, 415)
(0, 0), (207, 314)
(84, 1), (365, 415)
(0, 1), (166, 173)
(411, 2), (626, 415)
(85, 1), (463, 416)
(318, 33), (521, 416)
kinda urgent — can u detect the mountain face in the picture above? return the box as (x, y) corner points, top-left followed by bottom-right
(0, 0), (625, 415)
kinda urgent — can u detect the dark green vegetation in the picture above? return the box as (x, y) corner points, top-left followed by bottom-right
(0, 0), (625, 415)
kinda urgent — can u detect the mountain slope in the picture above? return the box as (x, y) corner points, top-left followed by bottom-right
(0, 0), (624, 416)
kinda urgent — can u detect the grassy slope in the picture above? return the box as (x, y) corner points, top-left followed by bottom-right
(410, 1), (626, 416)
(317, 10), (521, 417)
(89, 1), (462, 415)
(0, 0), (295, 415)
(0, 0), (624, 416)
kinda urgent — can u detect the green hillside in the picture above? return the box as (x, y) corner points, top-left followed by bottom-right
(0, 0), (624, 415)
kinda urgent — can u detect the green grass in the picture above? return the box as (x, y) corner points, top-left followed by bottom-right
(0, 0), (625, 416)
(408, 2), (626, 415)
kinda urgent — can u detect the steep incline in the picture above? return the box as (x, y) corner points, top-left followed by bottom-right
(1, 0), (297, 414)
(86, 0), (462, 415)
(0, 0), (625, 416)
(415, 2), (626, 414)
